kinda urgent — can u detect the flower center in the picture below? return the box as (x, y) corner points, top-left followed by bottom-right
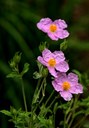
(49, 24), (57, 32)
(48, 58), (56, 67)
(62, 81), (70, 91)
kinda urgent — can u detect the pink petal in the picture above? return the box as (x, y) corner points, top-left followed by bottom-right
(48, 67), (57, 77)
(47, 32), (59, 41)
(53, 51), (65, 63)
(55, 61), (69, 72)
(56, 29), (69, 39)
(70, 84), (83, 94)
(60, 91), (72, 101)
(37, 18), (52, 33)
(54, 19), (68, 29)
(42, 49), (54, 62)
(68, 73), (78, 83)
(52, 80), (63, 92)
(37, 56), (47, 66)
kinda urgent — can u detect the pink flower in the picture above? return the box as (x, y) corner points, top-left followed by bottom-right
(52, 72), (83, 101)
(37, 18), (69, 41)
(37, 48), (69, 77)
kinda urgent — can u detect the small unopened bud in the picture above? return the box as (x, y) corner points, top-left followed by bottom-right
(13, 52), (22, 64)
(42, 68), (48, 77)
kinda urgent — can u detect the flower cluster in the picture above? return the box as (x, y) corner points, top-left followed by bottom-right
(37, 18), (83, 101)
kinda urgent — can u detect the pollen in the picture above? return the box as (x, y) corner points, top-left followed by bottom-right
(50, 24), (57, 32)
(62, 81), (70, 91)
(48, 58), (56, 67)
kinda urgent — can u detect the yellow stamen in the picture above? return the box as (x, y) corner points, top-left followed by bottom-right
(62, 81), (70, 91)
(48, 58), (56, 67)
(50, 24), (57, 32)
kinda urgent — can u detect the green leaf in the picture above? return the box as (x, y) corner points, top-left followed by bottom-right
(33, 71), (42, 79)
(6, 72), (20, 78)
(0, 110), (11, 117)
(21, 63), (30, 76)
(60, 40), (68, 51)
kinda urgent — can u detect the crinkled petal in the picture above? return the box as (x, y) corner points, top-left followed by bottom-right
(70, 83), (83, 94)
(60, 91), (72, 101)
(55, 72), (67, 84)
(37, 18), (52, 33)
(48, 67), (57, 77)
(42, 49), (54, 62)
(52, 80), (63, 92)
(54, 19), (68, 29)
(55, 61), (69, 72)
(56, 29), (69, 39)
(37, 56), (47, 66)
(68, 73), (78, 83)
(53, 51), (65, 63)
(47, 32), (59, 41)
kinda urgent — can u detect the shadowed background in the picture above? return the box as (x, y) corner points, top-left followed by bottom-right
(0, 0), (89, 127)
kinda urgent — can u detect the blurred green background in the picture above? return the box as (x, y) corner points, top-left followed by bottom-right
(0, 0), (89, 127)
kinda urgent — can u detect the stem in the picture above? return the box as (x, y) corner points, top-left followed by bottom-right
(45, 90), (55, 107)
(33, 78), (46, 113)
(68, 95), (79, 128)
(31, 78), (42, 106)
(64, 99), (73, 128)
(21, 77), (28, 112)
(48, 95), (59, 109)
(72, 116), (86, 128)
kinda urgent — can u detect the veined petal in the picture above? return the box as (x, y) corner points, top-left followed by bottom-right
(47, 32), (59, 41)
(70, 84), (83, 94)
(55, 61), (69, 72)
(48, 67), (57, 77)
(37, 18), (52, 33)
(56, 29), (69, 39)
(52, 80), (63, 92)
(53, 51), (65, 63)
(54, 19), (68, 29)
(37, 56), (47, 66)
(60, 91), (72, 101)
(68, 73), (78, 83)
(42, 49), (54, 62)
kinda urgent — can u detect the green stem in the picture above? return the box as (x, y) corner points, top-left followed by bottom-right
(21, 77), (28, 112)
(68, 95), (79, 128)
(31, 78), (42, 106)
(32, 77), (46, 113)
(48, 95), (59, 109)
(72, 116), (86, 128)
(45, 90), (55, 107)
(64, 99), (73, 128)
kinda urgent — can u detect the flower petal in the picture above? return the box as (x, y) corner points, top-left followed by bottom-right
(52, 80), (63, 92)
(55, 61), (69, 72)
(37, 56), (47, 66)
(70, 83), (83, 94)
(60, 91), (72, 101)
(47, 32), (59, 41)
(53, 51), (65, 63)
(54, 19), (68, 29)
(48, 67), (57, 77)
(68, 73), (78, 83)
(55, 29), (69, 39)
(42, 49), (54, 62)
(37, 18), (52, 33)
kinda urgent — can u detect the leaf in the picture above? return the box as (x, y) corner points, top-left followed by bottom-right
(0, 110), (11, 117)
(60, 40), (68, 51)
(33, 71), (42, 79)
(6, 72), (20, 78)
(21, 63), (30, 76)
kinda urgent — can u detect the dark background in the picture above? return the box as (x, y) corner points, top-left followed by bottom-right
(0, 0), (89, 127)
